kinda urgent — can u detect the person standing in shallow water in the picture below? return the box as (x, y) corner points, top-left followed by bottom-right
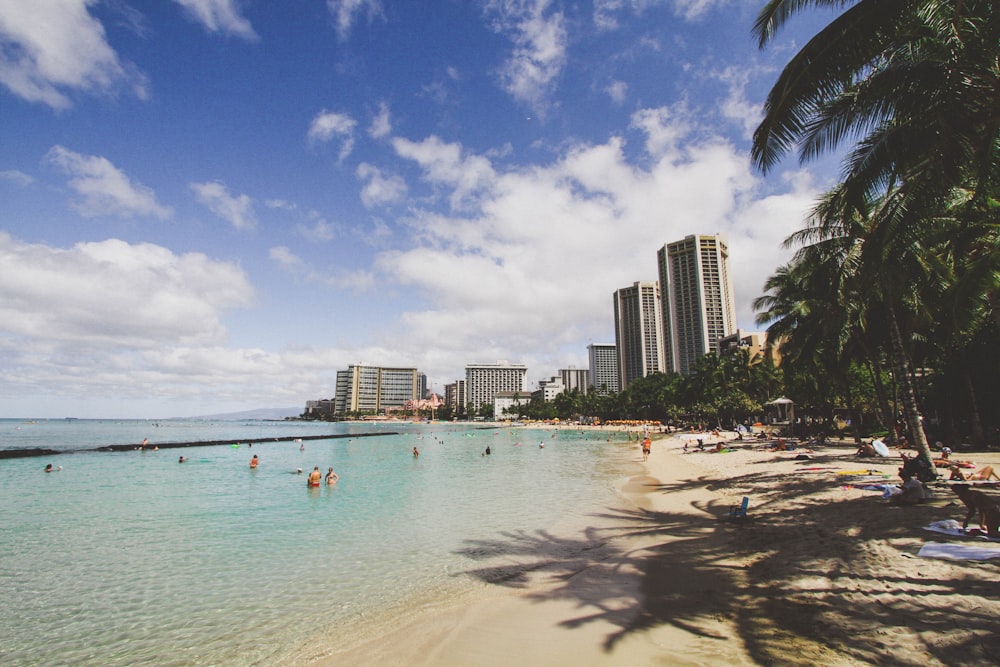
(307, 466), (322, 486)
(250, 454), (259, 468)
(325, 467), (339, 484)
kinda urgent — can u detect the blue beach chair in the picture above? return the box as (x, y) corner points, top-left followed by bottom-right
(729, 496), (749, 518)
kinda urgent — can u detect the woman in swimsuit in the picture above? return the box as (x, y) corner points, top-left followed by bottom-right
(325, 467), (339, 485)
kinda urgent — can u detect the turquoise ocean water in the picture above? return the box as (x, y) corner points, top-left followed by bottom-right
(0, 419), (637, 666)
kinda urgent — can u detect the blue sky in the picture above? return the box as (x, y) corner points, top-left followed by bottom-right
(1, 0), (835, 418)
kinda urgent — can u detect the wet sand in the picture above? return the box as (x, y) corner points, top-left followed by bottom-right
(316, 429), (1000, 666)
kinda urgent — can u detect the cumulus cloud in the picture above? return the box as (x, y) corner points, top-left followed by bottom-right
(606, 80), (628, 105)
(368, 102), (392, 139)
(46, 146), (172, 219)
(711, 65), (765, 138)
(308, 110), (357, 162)
(391, 135), (496, 210)
(269, 245), (303, 270)
(0, 0), (147, 108)
(173, 0), (258, 40)
(190, 181), (257, 230)
(0, 232), (253, 347)
(327, 0), (384, 41)
(0, 169), (33, 186)
(357, 163), (407, 208)
(367, 105), (815, 386)
(485, 0), (567, 112)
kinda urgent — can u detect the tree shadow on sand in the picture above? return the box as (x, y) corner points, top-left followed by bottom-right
(455, 459), (1000, 666)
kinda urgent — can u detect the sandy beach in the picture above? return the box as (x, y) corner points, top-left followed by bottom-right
(319, 428), (1000, 666)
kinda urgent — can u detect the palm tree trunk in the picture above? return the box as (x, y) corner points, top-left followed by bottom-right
(887, 303), (935, 471)
(860, 339), (895, 443)
(961, 353), (986, 445)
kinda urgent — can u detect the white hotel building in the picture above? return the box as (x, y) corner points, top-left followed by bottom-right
(465, 362), (527, 412)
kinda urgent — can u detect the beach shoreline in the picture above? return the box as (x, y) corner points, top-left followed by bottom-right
(315, 428), (1000, 666)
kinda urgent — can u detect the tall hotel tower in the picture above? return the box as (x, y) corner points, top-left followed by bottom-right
(587, 343), (619, 395)
(613, 281), (665, 390)
(657, 234), (737, 375)
(465, 362), (527, 412)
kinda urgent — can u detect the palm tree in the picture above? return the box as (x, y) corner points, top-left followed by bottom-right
(752, 1), (1000, 468)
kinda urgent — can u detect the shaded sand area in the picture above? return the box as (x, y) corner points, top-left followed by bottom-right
(318, 431), (1000, 666)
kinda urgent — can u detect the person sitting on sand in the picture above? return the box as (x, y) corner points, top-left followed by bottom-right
(950, 465), (999, 481)
(325, 467), (339, 484)
(856, 441), (877, 457)
(889, 470), (927, 505)
(307, 466), (322, 486)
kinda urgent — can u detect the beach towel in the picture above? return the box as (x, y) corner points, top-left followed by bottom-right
(923, 520), (1000, 542)
(917, 542), (1000, 561)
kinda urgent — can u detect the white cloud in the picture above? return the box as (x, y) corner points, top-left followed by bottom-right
(368, 102), (392, 139)
(327, 0), (384, 41)
(296, 217), (338, 242)
(0, 232), (253, 348)
(485, 0), (568, 113)
(190, 180), (257, 230)
(269, 243), (373, 290)
(391, 135), (496, 210)
(0, 169), (33, 186)
(269, 245), (303, 270)
(46, 146), (172, 219)
(0, 0), (147, 108)
(672, 0), (726, 21)
(593, 0), (726, 29)
(308, 110), (357, 162)
(370, 106), (816, 386)
(173, 0), (258, 40)
(606, 80), (628, 105)
(357, 163), (407, 208)
(710, 65), (764, 138)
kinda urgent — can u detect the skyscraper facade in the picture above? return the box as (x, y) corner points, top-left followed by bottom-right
(334, 364), (420, 415)
(559, 368), (590, 394)
(587, 343), (619, 394)
(465, 362), (527, 412)
(658, 234), (737, 375)
(613, 281), (664, 390)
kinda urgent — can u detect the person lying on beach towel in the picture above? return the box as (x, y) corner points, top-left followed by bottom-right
(950, 465), (999, 481)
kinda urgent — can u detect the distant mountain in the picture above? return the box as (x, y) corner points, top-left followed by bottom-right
(183, 407), (303, 421)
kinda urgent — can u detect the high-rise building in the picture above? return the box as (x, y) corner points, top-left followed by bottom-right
(587, 343), (618, 394)
(334, 364), (420, 415)
(658, 234), (737, 375)
(444, 380), (467, 413)
(465, 362), (527, 412)
(559, 368), (590, 394)
(613, 281), (665, 389)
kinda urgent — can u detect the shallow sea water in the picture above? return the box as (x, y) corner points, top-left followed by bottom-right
(0, 420), (638, 666)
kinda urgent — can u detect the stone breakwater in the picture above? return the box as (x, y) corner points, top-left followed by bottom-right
(0, 430), (396, 459)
